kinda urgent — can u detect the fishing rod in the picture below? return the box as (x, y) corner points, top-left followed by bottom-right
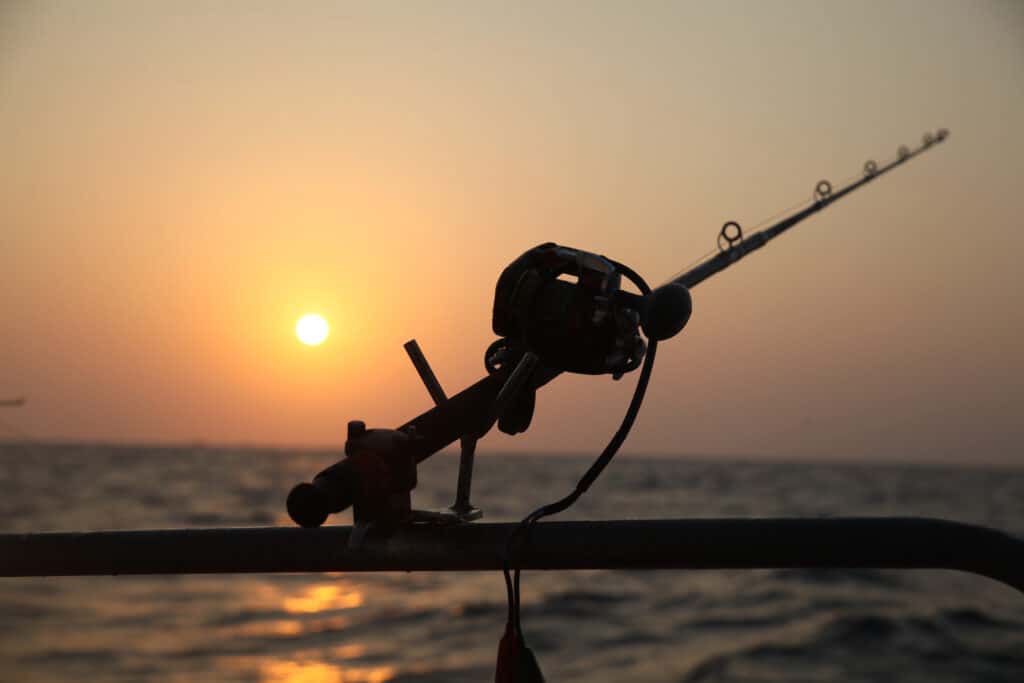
(674, 129), (949, 289)
(282, 130), (955, 680)
(284, 129), (951, 537)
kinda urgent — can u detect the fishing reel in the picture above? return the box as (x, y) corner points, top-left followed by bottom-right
(287, 242), (692, 536)
(487, 243), (691, 434)
(491, 243), (691, 376)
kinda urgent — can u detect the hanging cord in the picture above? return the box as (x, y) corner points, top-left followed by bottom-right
(501, 261), (658, 643)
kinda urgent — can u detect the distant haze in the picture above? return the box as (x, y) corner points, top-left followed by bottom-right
(2, 1), (1022, 465)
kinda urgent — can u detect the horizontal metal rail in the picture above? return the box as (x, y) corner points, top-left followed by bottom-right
(1, 517), (1021, 593)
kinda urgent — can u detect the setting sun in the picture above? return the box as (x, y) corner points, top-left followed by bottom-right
(296, 314), (329, 346)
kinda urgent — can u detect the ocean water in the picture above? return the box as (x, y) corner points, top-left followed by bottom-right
(0, 443), (1022, 683)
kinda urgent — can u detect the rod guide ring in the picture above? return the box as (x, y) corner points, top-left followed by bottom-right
(815, 180), (833, 200)
(717, 221), (743, 252)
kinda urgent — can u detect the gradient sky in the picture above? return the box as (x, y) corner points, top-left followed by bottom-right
(1, 1), (1022, 464)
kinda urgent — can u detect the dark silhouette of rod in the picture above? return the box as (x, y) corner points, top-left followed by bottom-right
(284, 132), (956, 489)
(1, 517), (1021, 594)
(0, 397), (25, 407)
(674, 130), (949, 290)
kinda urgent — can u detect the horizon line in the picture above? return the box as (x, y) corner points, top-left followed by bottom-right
(1, 437), (1021, 471)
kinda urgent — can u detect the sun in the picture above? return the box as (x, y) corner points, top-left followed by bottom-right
(296, 314), (329, 346)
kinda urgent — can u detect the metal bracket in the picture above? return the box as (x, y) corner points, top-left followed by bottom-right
(404, 340), (482, 523)
(492, 351), (539, 419)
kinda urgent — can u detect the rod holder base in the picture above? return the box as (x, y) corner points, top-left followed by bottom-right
(409, 507), (483, 525)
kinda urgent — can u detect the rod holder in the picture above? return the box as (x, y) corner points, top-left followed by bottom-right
(493, 351), (539, 419)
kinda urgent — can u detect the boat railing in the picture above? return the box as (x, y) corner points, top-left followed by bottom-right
(2, 517), (1022, 595)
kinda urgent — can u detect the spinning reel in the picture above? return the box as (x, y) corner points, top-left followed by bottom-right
(488, 243), (691, 433)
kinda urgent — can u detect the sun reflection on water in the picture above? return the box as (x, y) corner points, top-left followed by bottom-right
(333, 643), (368, 659)
(235, 619), (304, 637)
(282, 584), (364, 614)
(260, 659), (395, 683)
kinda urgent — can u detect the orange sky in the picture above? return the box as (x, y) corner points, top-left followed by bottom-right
(2, 1), (1022, 463)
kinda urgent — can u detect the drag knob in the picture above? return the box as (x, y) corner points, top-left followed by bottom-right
(642, 283), (692, 341)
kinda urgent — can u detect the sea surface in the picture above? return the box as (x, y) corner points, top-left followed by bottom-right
(0, 443), (1022, 683)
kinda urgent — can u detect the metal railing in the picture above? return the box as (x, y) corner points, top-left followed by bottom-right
(2, 517), (1021, 594)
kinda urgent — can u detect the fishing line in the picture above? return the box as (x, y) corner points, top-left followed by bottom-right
(667, 246), (718, 285)
(748, 193), (817, 232)
(500, 262), (657, 667)
(672, 142), (927, 287)
(496, 132), (950, 671)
